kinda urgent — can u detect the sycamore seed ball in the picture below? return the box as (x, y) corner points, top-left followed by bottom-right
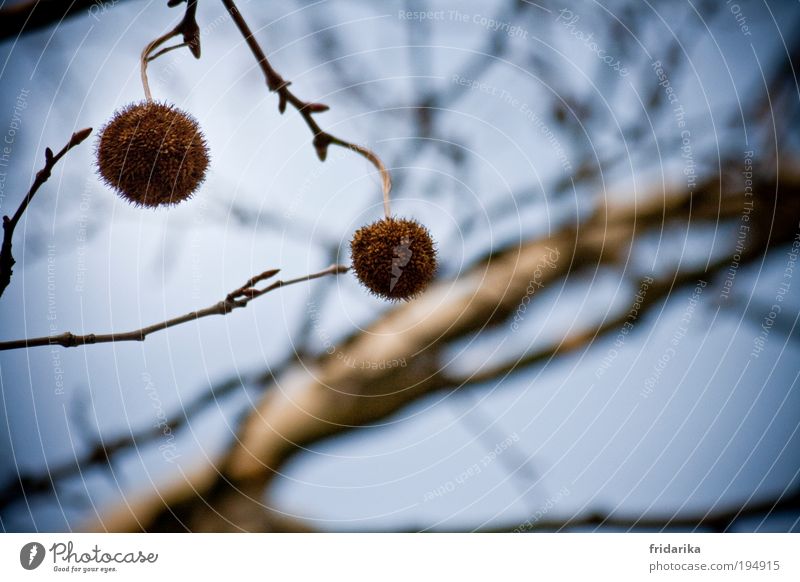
(96, 101), (209, 207)
(350, 217), (437, 301)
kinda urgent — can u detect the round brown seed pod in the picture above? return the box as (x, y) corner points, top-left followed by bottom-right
(96, 101), (209, 207)
(350, 217), (437, 300)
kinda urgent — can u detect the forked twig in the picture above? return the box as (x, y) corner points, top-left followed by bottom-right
(220, 0), (393, 217)
(140, 0), (201, 100)
(0, 128), (92, 299)
(0, 264), (349, 350)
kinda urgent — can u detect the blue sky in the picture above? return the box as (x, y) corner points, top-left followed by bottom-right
(0, 0), (798, 532)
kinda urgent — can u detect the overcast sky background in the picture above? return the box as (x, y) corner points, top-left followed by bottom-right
(0, 0), (799, 532)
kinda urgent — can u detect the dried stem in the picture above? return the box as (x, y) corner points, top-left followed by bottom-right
(0, 128), (92, 299)
(140, 28), (178, 101)
(140, 0), (200, 101)
(0, 264), (349, 351)
(220, 0), (393, 217)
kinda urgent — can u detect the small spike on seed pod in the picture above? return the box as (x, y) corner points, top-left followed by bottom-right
(96, 101), (209, 208)
(350, 217), (437, 301)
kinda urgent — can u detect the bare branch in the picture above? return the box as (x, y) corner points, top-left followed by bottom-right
(0, 128), (92, 299)
(0, 366), (280, 514)
(140, 0), (200, 100)
(220, 0), (393, 216)
(0, 264), (349, 351)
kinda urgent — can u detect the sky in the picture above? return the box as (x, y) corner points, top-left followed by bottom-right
(0, 0), (798, 532)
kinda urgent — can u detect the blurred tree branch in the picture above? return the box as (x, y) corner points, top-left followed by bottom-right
(2, 0), (798, 534)
(74, 166), (800, 532)
(0, 366), (276, 515)
(0, 0), (134, 40)
(386, 487), (800, 533)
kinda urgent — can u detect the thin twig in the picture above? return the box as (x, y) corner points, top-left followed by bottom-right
(0, 128), (92, 299)
(0, 264), (349, 351)
(220, 0), (393, 217)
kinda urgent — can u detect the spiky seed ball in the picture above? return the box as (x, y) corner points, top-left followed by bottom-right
(350, 217), (437, 300)
(96, 101), (209, 207)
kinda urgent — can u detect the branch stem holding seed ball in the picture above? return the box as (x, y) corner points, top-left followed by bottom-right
(220, 0), (392, 218)
(140, 28), (176, 100)
(140, 0), (200, 101)
(334, 139), (393, 218)
(219, 0), (439, 301)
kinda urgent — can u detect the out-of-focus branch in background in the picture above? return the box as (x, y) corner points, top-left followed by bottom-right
(82, 165), (800, 532)
(0, 0), (135, 41)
